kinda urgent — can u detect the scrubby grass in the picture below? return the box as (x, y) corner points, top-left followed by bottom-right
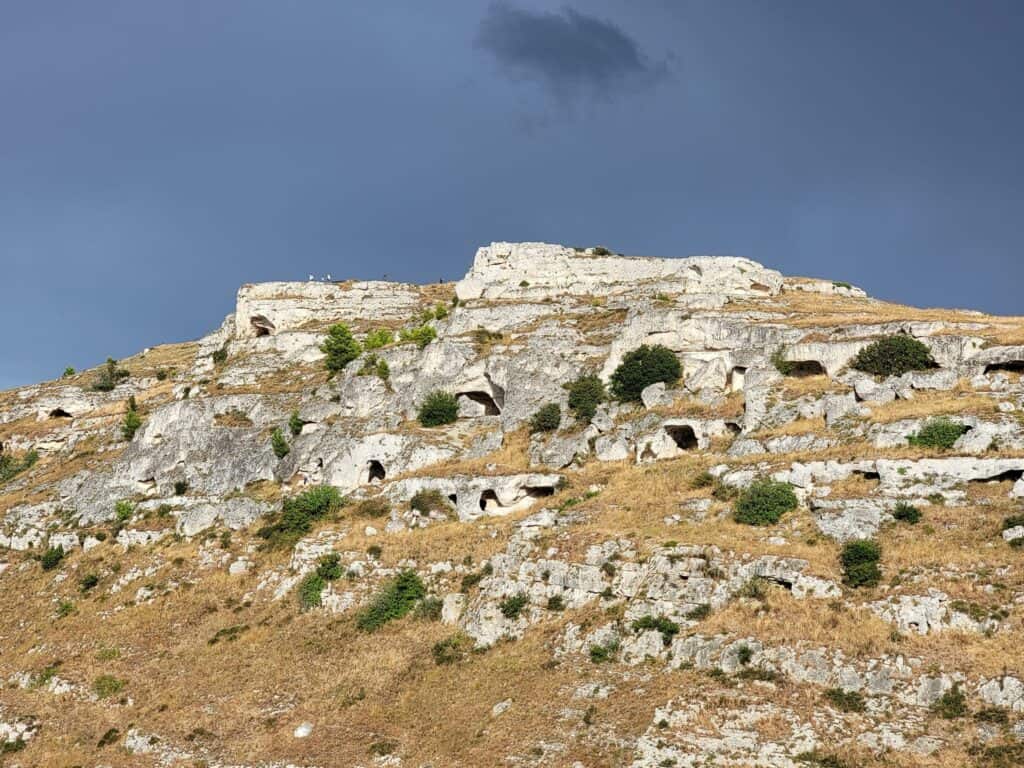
(906, 417), (969, 450)
(257, 486), (345, 549)
(418, 391), (458, 427)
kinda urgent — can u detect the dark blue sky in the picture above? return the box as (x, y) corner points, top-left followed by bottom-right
(3, 1), (1023, 389)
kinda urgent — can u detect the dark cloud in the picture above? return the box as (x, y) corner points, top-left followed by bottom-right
(476, 3), (668, 102)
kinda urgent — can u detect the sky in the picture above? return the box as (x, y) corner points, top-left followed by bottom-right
(2, 1), (1023, 389)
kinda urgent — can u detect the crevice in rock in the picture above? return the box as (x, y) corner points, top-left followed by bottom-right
(786, 360), (827, 377)
(48, 408), (73, 419)
(984, 361), (1024, 374)
(250, 315), (275, 337)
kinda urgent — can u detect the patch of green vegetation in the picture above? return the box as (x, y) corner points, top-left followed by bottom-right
(529, 403), (562, 433)
(399, 323), (437, 349)
(851, 335), (936, 377)
(498, 593), (529, 619)
(588, 637), (619, 663)
(257, 485), (345, 549)
(432, 633), (472, 665)
(932, 683), (968, 719)
(270, 427), (290, 459)
(121, 397), (142, 440)
(363, 328), (394, 350)
(410, 489), (450, 515)
(41, 546), (66, 571)
(892, 501), (921, 524)
(841, 539), (882, 588)
(565, 374), (606, 423)
(906, 417), (969, 450)
(609, 345), (682, 402)
(732, 479), (798, 526)
(631, 615), (680, 646)
(288, 410), (304, 436)
(91, 357), (130, 391)
(417, 390), (458, 426)
(0, 449), (38, 485)
(92, 674), (126, 699)
(207, 624), (249, 645)
(321, 322), (362, 372)
(824, 687), (866, 712)
(355, 570), (427, 632)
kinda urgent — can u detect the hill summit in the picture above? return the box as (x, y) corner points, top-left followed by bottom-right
(1, 243), (1023, 767)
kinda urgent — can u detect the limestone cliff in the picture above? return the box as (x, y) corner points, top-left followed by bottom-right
(1, 242), (1022, 767)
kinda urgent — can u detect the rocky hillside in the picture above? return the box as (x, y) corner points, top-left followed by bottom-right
(1, 242), (1023, 768)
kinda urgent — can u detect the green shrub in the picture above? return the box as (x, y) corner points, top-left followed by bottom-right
(410, 489), (450, 514)
(79, 573), (100, 592)
(121, 401), (142, 440)
(96, 727), (120, 748)
(41, 546), (65, 571)
(315, 553), (343, 581)
(417, 391), (458, 427)
(686, 603), (711, 620)
(91, 358), (130, 392)
(415, 596), (443, 621)
(609, 345), (682, 401)
(432, 633), (471, 665)
(358, 354), (389, 380)
(735, 643), (753, 666)
(824, 687), (866, 712)
(499, 593), (529, 619)
(906, 418), (968, 450)
(1003, 514), (1024, 531)
(840, 539), (882, 588)
(56, 600), (75, 618)
(732, 479), (798, 526)
(271, 427), (290, 459)
(62, 366), (76, 378)
(257, 485), (344, 549)
(298, 572), (325, 610)
(355, 570), (426, 631)
(591, 246), (612, 256)
(932, 683), (967, 719)
(211, 347), (228, 365)
(288, 410), (304, 436)
(892, 502), (921, 524)
(320, 323), (362, 372)
(399, 324), (437, 349)
(529, 403), (562, 433)
(546, 595), (565, 611)
(173, 480), (189, 496)
(690, 471), (716, 489)
(113, 500), (134, 523)
(0, 450), (38, 485)
(363, 328), (393, 350)
(92, 674), (125, 699)
(566, 374), (606, 422)
(770, 347), (796, 376)
(588, 637), (619, 663)
(631, 615), (680, 646)
(851, 335), (936, 377)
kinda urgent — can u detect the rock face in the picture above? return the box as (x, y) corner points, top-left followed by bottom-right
(2, 241), (1023, 767)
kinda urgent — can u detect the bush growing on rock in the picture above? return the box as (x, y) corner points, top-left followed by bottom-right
(320, 322), (362, 372)
(92, 674), (125, 699)
(631, 615), (679, 646)
(588, 637), (619, 663)
(840, 539), (882, 588)
(892, 502), (921, 524)
(933, 683), (967, 719)
(41, 546), (65, 571)
(399, 324), (437, 349)
(270, 427), (290, 459)
(354, 497), (390, 518)
(609, 345), (682, 402)
(288, 410), (304, 436)
(91, 357), (129, 392)
(417, 391), (458, 427)
(258, 485), (344, 549)
(529, 403), (561, 433)
(499, 593), (529, 619)
(906, 417), (968, 450)
(566, 374), (606, 422)
(851, 335), (935, 377)
(298, 572), (325, 610)
(121, 399), (142, 440)
(363, 328), (393, 350)
(355, 570), (426, 631)
(824, 687), (866, 712)
(732, 479), (798, 526)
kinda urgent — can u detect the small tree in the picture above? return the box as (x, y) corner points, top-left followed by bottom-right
(906, 418), (968, 450)
(363, 328), (393, 350)
(320, 323), (361, 373)
(41, 546), (65, 571)
(892, 502), (921, 524)
(417, 391), (458, 427)
(610, 345), (682, 401)
(91, 358), (129, 392)
(841, 539), (882, 588)
(288, 410), (304, 437)
(733, 479), (798, 526)
(530, 403), (561, 433)
(851, 335), (936, 377)
(271, 427), (290, 459)
(566, 374), (606, 423)
(121, 398), (142, 440)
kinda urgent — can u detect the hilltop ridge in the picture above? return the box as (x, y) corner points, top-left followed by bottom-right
(1, 243), (1023, 767)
